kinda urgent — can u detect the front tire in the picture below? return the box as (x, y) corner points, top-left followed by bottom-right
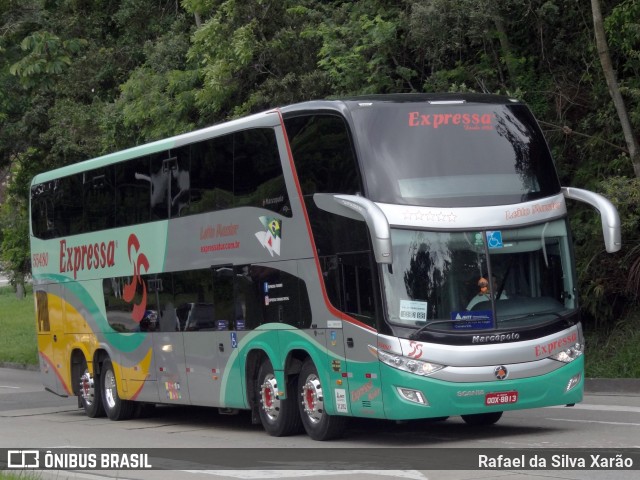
(78, 357), (105, 418)
(461, 411), (503, 426)
(298, 359), (346, 441)
(257, 358), (302, 436)
(101, 359), (136, 421)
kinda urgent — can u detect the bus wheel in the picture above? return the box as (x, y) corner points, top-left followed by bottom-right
(461, 411), (503, 426)
(101, 359), (136, 421)
(79, 358), (104, 418)
(298, 359), (346, 441)
(257, 358), (301, 436)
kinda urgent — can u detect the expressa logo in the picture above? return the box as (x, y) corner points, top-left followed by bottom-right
(59, 239), (115, 279)
(122, 234), (149, 324)
(408, 112), (494, 130)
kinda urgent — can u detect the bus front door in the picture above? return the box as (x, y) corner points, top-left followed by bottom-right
(35, 284), (70, 396)
(336, 252), (384, 419)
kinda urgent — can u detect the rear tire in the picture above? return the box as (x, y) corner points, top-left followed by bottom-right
(101, 359), (136, 421)
(298, 358), (346, 441)
(257, 358), (302, 436)
(461, 411), (503, 426)
(78, 357), (105, 418)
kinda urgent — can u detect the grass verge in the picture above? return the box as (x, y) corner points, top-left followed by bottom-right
(0, 473), (42, 480)
(0, 473), (43, 480)
(584, 309), (640, 378)
(0, 285), (37, 366)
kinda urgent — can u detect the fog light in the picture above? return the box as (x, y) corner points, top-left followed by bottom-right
(566, 373), (582, 392)
(397, 387), (428, 405)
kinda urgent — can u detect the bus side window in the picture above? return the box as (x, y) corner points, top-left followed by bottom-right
(172, 269), (215, 332)
(83, 167), (115, 232)
(55, 175), (83, 236)
(31, 193), (55, 239)
(104, 277), (140, 333)
(237, 265), (311, 330)
(188, 136), (234, 214)
(234, 265), (259, 330)
(115, 156), (151, 227)
(212, 266), (234, 331)
(233, 129), (291, 217)
(150, 147), (191, 220)
(322, 253), (378, 329)
(284, 114), (362, 195)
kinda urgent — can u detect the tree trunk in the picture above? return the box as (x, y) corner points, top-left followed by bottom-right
(493, 15), (515, 84)
(15, 281), (25, 299)
(591, 0), (640, 178)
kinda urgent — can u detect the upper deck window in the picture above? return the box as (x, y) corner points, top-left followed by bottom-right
(351, 102), (561, 207)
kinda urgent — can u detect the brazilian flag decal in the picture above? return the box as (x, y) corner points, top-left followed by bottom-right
(255, 216), (282, 256)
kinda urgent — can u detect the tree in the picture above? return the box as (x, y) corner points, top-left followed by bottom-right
(591, 0), (640, 178)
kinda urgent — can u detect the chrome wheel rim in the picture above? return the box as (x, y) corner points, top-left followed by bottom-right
(104, 368), (117, 409)
(260, 374), (280, 421)
(80, 369), (95, 406)
(301, 373), (324, 424)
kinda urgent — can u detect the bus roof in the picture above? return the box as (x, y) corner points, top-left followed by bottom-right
(30, 109), (281, 185)
(31, 93), (522, 185)
(279, 93), (522, 117)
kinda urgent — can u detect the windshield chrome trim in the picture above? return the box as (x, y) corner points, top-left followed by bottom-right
(376, 193), (566, 230)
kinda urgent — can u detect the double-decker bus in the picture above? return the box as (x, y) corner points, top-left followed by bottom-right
(29, 94), (621, 440)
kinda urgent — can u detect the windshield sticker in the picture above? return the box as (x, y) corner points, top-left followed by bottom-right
(451, 311), (493, 330)
(486, 231), (503, 249)
(473, 232), (484, 246)
(408, 112), (494, 131)
(399, 300), (428, 322)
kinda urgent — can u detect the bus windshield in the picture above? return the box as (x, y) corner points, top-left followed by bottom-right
(382, 219), (576, 331)
(351, 102), (561, 207)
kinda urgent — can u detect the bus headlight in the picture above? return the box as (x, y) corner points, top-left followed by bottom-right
(372, 346), (446, 376)
(550, 343), (584, 363)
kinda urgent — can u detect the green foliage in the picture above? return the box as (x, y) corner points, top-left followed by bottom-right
(605, 0), (640, 130)
(310, 1), (405, 94)
(0, 0), (638, 335)
(0, 189), (29, 289)
(571, 175), (640, 325)
(187, 0), (332, 119)
(0, 284), (38, 366)
(9, 31), (86, 89)
(585, 310), (640, 378)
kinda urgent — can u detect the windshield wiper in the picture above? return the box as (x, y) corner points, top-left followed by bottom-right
(409, 319), (460, 339)
(498, 311), (565, 323)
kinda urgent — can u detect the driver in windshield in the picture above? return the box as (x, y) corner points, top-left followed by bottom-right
(467, 275), (507, 310)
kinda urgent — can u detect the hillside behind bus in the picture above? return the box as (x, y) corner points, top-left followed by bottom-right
(0, 2), (639, 381)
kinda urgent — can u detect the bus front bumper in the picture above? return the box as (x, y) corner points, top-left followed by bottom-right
(380, 356), (584, 420)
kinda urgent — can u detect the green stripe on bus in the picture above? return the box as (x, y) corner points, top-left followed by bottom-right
(35, 274), (147, 352)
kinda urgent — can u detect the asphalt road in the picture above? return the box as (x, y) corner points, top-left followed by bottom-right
(1, 367), (639, 480)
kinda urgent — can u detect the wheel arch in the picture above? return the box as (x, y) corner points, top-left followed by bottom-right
(69, 349), (86, 396)
(92, 348), (111, 376)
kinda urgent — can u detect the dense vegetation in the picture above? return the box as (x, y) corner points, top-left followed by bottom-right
(1, 0), (639, 342)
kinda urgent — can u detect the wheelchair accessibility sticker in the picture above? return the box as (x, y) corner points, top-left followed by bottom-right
(486, 231), (503, 249)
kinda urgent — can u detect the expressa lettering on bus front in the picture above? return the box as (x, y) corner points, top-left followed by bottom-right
(407, 112), (494, 130)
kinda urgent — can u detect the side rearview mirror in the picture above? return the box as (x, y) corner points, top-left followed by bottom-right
(313, 193), (393, 264)
(562, 187), (621, 253)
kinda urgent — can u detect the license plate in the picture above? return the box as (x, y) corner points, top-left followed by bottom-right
(485, 391), (518, 406)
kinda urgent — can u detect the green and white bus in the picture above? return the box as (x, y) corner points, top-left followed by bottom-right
(30, 94), (620, 440)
